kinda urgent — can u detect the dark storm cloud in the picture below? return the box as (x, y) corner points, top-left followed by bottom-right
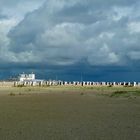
(7, 0), (140, 66)
(1, 0), (140, 81)
(0, 14), (7, 19)
(0, 0), (44, 7)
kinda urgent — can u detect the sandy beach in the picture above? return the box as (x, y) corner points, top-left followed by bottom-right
(0, 86), (139, 140)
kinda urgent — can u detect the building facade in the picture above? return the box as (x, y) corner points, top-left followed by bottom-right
(18, 73), (35, 82)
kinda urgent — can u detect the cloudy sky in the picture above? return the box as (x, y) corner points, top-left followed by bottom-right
(0, 0), (140, 81)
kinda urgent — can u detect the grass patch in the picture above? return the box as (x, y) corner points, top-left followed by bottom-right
(27, 88), (32, 91)
(18, 92), (25, 95)
(9, 92), (16, 96)
(80, 92), (84, 95)
(110, 90), (140, 98)
(17, 85), (24, 88)
(132, 90), (140, 96)
(110, 91), (128, 97)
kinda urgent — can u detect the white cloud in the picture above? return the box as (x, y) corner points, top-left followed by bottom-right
(99, 32), (115, 39)
(128, 22), (140, 34)
(0, 18), (18, 61)
(0, 0), (140, 67)
(111, 6), (133, 21)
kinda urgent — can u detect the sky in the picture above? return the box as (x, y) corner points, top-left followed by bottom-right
(0, 0), (140, 81)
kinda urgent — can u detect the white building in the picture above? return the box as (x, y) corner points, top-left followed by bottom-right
(18, 73), (35, 82)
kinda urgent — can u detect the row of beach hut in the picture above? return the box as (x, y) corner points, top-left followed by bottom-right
(14, 80), (140, 87)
